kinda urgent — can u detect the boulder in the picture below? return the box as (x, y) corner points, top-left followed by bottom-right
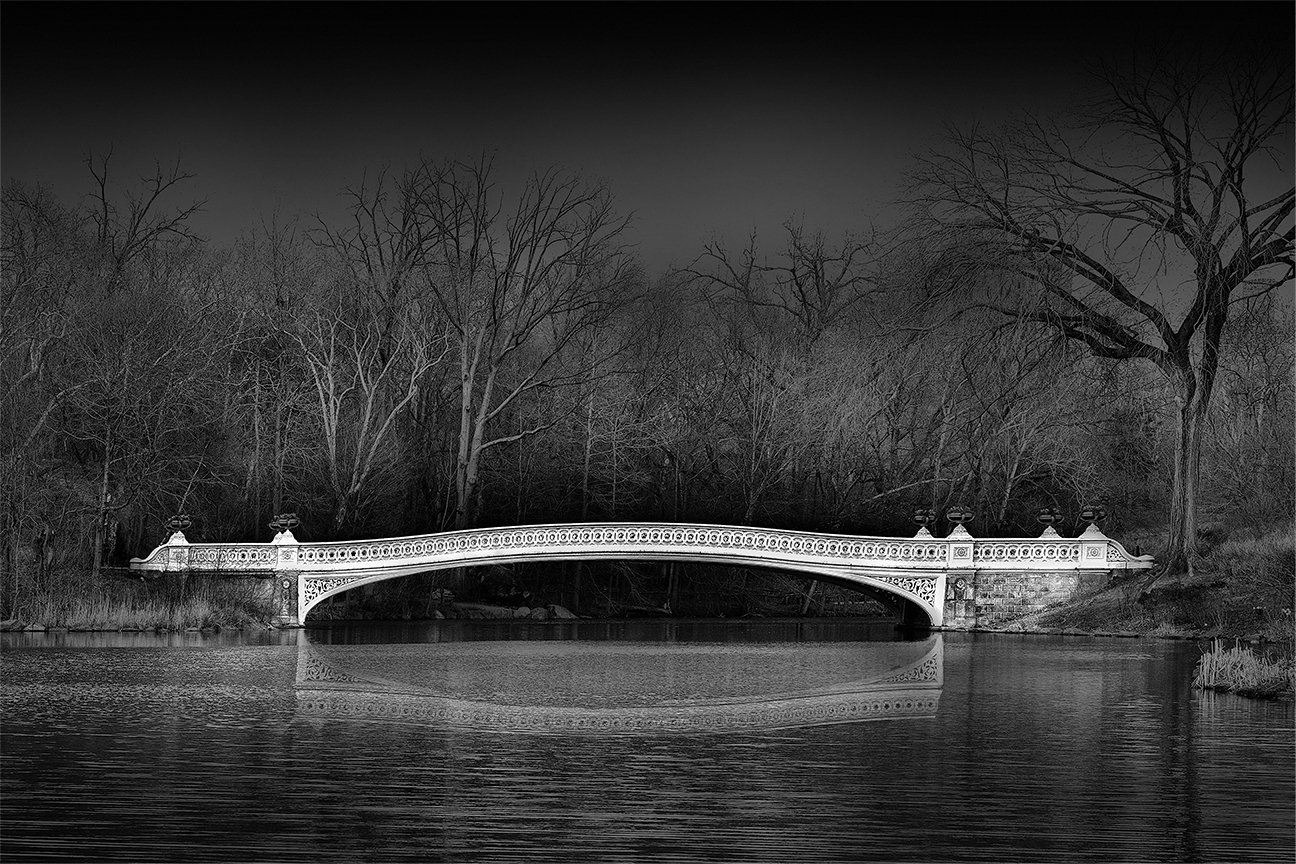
(529, 607), (550, 620)
(548, 604), (578, 619)
(513, 606), (532, 618)
(452, 602), (517, 619)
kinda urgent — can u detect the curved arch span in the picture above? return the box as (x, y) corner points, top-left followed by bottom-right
(297, 551), (942, 626)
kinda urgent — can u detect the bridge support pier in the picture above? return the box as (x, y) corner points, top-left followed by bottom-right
(272, 570), (303, 628)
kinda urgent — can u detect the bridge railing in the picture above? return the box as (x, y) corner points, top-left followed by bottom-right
(130, 522), (1152, 575)
(295, 523), (953, 570)
(130, 540), (281, 573)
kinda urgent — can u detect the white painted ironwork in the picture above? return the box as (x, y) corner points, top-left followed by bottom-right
(129, 521), (1153, 627)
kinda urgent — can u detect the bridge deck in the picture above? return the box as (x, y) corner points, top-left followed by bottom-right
(130, 521), (1150, 575)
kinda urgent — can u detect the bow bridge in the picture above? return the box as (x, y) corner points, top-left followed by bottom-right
(130, 521), (1152, 628)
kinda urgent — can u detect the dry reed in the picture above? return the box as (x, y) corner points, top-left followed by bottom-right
(9, 574), (272, 631)
(1192, 638), (1295, 699)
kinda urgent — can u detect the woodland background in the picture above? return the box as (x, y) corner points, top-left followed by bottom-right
(3, 59), (1292, 622)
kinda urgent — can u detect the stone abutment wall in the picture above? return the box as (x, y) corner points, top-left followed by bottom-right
(943, 569), (1110, 629)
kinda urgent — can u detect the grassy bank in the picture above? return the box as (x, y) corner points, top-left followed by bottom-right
(1013, 522), (1294, 641)
(1193, 639), (1295, 699)
(2, 572), (273, 632)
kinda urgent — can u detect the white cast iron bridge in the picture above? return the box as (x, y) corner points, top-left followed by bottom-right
(129, 521), (1153, 627)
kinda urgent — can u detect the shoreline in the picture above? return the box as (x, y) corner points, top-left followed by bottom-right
(2, 616), (1289, 646)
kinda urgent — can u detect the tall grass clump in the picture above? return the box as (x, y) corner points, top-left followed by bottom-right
(8, 571), (273, 631)
(1209, 522), (1296, 595)
(1192, 638), (1295, 699)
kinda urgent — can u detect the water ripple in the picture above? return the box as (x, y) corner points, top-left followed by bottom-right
(2, 625), (1292, 863)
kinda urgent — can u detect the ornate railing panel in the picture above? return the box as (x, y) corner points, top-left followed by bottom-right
(132, 543), (280, 572)
(292, 523), (952, 571)
(973, 541), (1080, 564)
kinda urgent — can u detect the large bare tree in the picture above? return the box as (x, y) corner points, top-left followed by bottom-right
(411, 158), (640, 528)
(910, 55), (1293, 576)
(290, 303), (447, 534)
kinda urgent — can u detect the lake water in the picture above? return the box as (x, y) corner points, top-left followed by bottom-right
(2, 621), (1292, 862)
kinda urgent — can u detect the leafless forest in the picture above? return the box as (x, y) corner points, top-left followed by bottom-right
(2, 59), (1292, 619)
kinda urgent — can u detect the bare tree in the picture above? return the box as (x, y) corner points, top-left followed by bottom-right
(0, 160), (212, 587)
(951, 323), (1106, 530)
(1203, 298), (1295, 530)
(683, 218), (878, 345)
(910, 55), (1294, 575)
(221, 218), (320, 536)
(311, 168), (433, 354)
(290, 303), (447, 534)
(710, 337), (821, 524)
(85, 152), (205, 296)
(61, 284), (225, 576)
(1, 184), (88, 606)
(410, 157), (640, 528)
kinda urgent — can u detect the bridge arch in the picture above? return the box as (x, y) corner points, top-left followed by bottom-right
(297, 554), (937, 625)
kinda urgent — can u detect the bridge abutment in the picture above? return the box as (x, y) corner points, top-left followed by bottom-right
(942, 568), (1111, 629)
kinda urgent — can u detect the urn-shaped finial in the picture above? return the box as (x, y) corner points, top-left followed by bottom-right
(269, 512), (300, 534)
(946, 504), (974, 525)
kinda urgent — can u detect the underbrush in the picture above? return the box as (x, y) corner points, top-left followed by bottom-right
(1023, 521), (1294, 640)
(4, 571), (273, 630)
(1203, 522), (1295, 596)
(1193, 638), (1295, 699)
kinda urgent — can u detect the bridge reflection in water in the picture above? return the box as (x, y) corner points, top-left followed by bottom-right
(295, 634), (943, 734)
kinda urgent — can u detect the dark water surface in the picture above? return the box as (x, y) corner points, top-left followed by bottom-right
(2, 621), (1292, 862)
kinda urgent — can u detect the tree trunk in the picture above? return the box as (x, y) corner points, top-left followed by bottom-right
(1161, 391), (1207, 577)
(2, 486), (19, 617)
(250, 365), (263, 536)
(454, 363), (495, 530)
(272, 400), (284, 517)
(800, 579), (818, 616)
(332, 499), (350, 537)
(996, 448), (1024, 528)
(91, 424), (113, 580)
(581, 390), (594, 520)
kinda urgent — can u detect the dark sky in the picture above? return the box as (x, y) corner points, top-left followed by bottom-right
(4, 2), (1292, 274)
